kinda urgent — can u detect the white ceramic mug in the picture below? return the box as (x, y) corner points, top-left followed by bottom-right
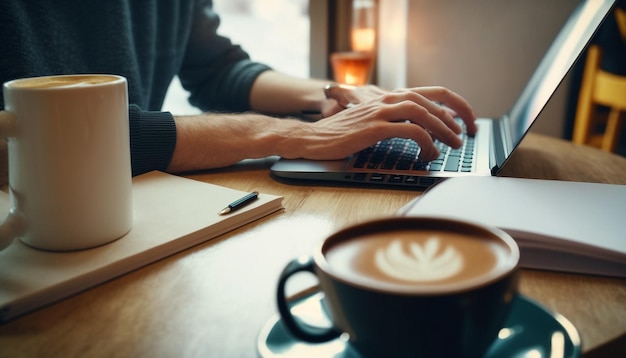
(0, 74), (133, 251)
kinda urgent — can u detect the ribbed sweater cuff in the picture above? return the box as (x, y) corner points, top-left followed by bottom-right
(129, 104), (177, 176)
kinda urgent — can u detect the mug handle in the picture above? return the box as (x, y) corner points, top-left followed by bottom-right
(276, 256), (342, 343)
(0, 111), (25, 250)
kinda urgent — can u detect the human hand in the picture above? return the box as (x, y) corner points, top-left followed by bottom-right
(322, 84), (386, 115)
(304, 86), (477, 162)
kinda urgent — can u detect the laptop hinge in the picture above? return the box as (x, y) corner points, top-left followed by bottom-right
(491, 117), (508, 174)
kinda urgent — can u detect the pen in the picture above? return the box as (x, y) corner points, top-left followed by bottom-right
(219, 191), (259, 215)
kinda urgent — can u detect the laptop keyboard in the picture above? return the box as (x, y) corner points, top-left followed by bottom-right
(351, 134), (476, 173)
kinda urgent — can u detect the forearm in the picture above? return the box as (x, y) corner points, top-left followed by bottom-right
(167, 112), (308, 173)
(249, 71), (391, 118)
(249, 71), (330, 115)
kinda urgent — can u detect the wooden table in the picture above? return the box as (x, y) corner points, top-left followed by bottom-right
(1, 132), (625, 357)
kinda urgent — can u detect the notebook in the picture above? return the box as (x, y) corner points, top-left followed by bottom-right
(271, 0), (616, 188)
(398, 176), (626, 278)
(0, 171), (284, 323)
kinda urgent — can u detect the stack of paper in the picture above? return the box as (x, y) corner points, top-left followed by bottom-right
(0, 171), (283, 323)
(398, 176), (626, 278)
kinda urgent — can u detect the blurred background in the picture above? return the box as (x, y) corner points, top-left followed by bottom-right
(162, 0), (310, 115)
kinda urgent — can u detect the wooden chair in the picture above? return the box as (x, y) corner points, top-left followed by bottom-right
(572, 8), (626, 153)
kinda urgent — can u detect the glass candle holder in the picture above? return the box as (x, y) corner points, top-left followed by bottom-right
(331, 51), (374, 86)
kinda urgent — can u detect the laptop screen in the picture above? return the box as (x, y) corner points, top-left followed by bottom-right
(505, 0), (615, 156)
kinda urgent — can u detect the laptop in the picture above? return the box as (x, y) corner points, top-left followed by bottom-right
(271, 0), (616, 189)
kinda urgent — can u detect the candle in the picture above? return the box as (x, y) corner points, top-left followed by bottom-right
(330, 0), (377, 86)
(331, 51), (374, 86)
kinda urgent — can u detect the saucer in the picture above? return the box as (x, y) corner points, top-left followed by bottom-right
(257, 292), (581, 358)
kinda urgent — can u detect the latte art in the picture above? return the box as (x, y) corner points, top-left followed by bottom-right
(375, 237), (463, 282)
(324, 228), (511, 291)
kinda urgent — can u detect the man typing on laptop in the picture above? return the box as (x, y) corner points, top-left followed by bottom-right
(1, 1), (477, 179)
(169, 76), (478, 174)
(272, 0), (615, 188)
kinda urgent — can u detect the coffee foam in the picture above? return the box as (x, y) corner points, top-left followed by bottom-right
(375, 237), (464, 282)
(9, 75), (118, 89)
(324, 229), (514, 293)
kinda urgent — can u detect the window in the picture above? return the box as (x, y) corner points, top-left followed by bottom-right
(162, 0), (310, 115)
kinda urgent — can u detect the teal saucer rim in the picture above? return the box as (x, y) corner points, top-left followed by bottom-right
(257, 293), (582, 358)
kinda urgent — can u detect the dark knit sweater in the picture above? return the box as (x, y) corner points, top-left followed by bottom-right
(0, 0), (271, 176)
